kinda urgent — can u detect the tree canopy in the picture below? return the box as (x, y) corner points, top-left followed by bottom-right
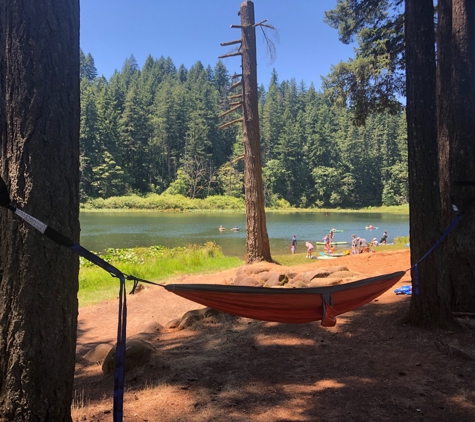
(79, 52), (408, 209)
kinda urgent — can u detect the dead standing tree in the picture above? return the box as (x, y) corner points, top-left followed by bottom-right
(219, 0), (273, 263)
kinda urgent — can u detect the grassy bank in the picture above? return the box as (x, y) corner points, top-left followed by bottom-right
(79, 242), (243, 307)
(81, 194), (409, 214)
(80, 193), (409, 214)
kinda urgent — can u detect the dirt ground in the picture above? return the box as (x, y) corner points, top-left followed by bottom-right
(73, 249), (475, 421)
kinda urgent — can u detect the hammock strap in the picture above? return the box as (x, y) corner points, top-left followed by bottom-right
(3, 206), (128, 422)
(321, 293), (337, 327)
(125, 274), (164, 294)
(409, 212), (462, 295)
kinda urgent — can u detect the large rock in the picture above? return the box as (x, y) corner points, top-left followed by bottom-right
(310, 277), (343, 287)
(102, 339), (155, 376)
(263, 273), (288, 287)
(301, 269), (331, 283)
(177, 307), (231, 330)
(83, 343), (113, 363)
(233, 275), (262, 286)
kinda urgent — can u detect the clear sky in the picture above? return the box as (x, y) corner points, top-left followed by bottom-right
(80, 0), (356, 90)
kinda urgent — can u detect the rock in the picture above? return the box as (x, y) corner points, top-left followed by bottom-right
(177, 307), (230, 329)
(83, 343), (113, 363)
(291, 280), (310, 288)
(178, 309), (208, 329)
(309, 277), (343, 287)
(327, 265), (350, 273)
(264, 273), (288, 287)
(102, 339), (155, 376)
(331, 270), (356, 278)
(301, 269), (331, 283)
(255, 271), (272, 282)
(165, 318), (182, 329)
(285, 270), (299, 279)
(233, 275), (262, 287)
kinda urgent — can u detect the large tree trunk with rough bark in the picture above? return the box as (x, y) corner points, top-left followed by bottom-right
(240, 1), (272, 263)
(439, 0), (475, 312)
(404, 0), (452, 327)
(0, 1), (80, 420)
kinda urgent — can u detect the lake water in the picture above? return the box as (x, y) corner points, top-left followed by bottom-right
(79, 211), (409, 258)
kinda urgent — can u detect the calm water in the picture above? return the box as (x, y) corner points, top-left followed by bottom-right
(79, 211), (409, 258)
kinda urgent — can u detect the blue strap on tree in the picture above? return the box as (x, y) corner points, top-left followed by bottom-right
(410, 210), (462, 295)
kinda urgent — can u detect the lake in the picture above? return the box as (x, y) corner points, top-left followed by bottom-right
(79, 211), (409, 258)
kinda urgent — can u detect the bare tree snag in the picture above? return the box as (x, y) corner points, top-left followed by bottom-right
(238, 1), (272, 263)
(219, 0), (272, 263)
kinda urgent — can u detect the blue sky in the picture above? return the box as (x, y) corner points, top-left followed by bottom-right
(80, 0), (356, 90)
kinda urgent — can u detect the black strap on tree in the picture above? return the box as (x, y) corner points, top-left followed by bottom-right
(0, 176), (127, 422)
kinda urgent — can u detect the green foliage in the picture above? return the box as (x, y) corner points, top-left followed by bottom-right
(78, 242), (243, 306)
(80, 193), (246, 211)
(201, 195), (245, 210)
(79, 48), (409, 211)
(323, 0), (405, 125)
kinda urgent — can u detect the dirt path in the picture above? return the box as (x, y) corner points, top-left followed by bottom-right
(73, 250), (475, 421)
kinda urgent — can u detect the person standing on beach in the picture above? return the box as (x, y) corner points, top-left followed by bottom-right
(323, 235), (331, 253)
(351, 234), (358, 254)
(291, 235), (297, 254)
(305, 241), (314, 258)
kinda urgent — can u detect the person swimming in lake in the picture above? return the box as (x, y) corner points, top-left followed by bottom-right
(219, 225), (225, 231)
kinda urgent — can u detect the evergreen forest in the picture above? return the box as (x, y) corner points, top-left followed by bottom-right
(80, 51), (408, 209)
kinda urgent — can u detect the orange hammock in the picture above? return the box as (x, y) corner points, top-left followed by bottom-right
(164, 271), (406, 327)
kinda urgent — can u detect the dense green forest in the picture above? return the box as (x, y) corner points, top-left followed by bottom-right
(80, 51), (408, 208)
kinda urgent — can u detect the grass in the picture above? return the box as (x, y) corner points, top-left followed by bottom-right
(79, 239), (410, 307)
(78, 242), (243, 307)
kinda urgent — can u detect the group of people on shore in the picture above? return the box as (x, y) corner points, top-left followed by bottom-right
(289, 229), (389, 257)
(351, 230), (388, 254)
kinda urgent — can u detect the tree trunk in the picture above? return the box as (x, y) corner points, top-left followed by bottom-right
(0, 1), (80, 420)
(440, 0), (475, 312)
(240, 1), (272, 263)
(404, 0), (452, 326)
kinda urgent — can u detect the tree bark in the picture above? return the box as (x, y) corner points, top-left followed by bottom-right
(440, 0), (475, 312)
(0, 1), (80, 420)
(405, 0), (451, 326)
(240, 1), (272, 263)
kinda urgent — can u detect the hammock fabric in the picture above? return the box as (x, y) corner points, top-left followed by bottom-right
(165, 271), (406, 326)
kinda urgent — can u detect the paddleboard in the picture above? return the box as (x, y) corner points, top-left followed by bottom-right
(315, 241), (348, 245)
(329, 229), (344, 233)
(317, 255), (338, 260)
(365, 226), (379, 230)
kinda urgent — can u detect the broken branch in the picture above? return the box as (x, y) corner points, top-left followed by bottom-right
(218, 104), (242, 118)
(218, 52), (242, 59)
(220, 39), (242, 47)
(219, 118), (243, 129)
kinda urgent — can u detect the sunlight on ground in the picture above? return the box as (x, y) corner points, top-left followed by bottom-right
(254, 334), (316, 347)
